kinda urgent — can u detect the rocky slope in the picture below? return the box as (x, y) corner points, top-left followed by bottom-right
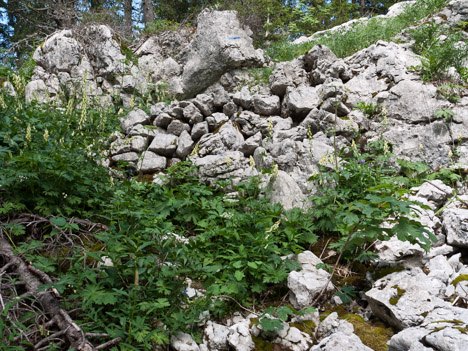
(13, 0), (468, 350)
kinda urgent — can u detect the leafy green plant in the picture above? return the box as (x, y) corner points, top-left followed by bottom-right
(308, 140), (436, 262)
(355, 101), (382, 119)
(409, 22), (468, 82)
(409, 20), (442, 55)
(434, 108), (454, 121)
(437, 83), (463, 103)
(256, 305), (316, 332)
(8, 159), (316, 349)
(0, 93), (117, 217)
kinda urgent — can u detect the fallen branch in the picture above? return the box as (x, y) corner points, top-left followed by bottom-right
(0, 234), (95, 350)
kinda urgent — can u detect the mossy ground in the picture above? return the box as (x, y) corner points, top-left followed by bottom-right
(344, 314), (395, 351)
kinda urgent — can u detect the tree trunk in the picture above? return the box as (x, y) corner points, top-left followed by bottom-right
(124, 0), (133, 35)
(142, 0), (155, 26)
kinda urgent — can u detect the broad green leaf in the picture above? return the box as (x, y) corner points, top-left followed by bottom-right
(50, 217), (67, 227)
(234, 270), (245, 281)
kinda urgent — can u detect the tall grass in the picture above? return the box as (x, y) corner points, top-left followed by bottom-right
(265, 0), (450, 61)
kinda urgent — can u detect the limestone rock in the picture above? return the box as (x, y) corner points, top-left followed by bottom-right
(167, 120), (191, 136)
(206, 112), (229, 132)
(411, 180), (453, 210)
(198, 121), (244, 157)
(153, 112), (173, 128)
(193, 151), (256, 185)
(203, 321), (229, 351)
(120, 109), (151, 134)
(365, 268), (448, 330)
(282, 86), (320, 120)
(227, 320), (255, 351)
(178, 10), (264, 98)
(25, 80), (49, 104)
(148, 129), (178, 156)
(81, 25), (126, 78)
(137, 151), (167, 173)
(269, 171), (306, 210)
(176, 130), (195, 158)
(316, 312), (354, 339)
(288, 251), (334, 309)
(238, 132), (262, 157)
(270, 60), (309, 97)
(252, 94), (281, 116)
(111, 152), (139, 164)
(443, 208), (468, 248)
(171, 332), (200, 351)
(191, 121), (209, 141)
(311, 332), (373, 351)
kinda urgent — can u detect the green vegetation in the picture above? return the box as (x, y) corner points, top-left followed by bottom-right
(265, 0), (451, 61)
(355, 101), (383, 119)
(409, 20), (468, 82)
(0, 85), (318, 348)
(344, 314), (394, 351)
(308, 139), (436, 263)
(1, 0), (465, 348)
(142, 19), (183, 36)
(0, 74), (445, 348)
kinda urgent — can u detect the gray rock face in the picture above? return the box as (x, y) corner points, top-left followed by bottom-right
(316, 312), (354, 339)
(304, 45), (351, 85)
(193, 151), (256, 185)
(191, 121), (209, 141)
(33, 30), (84, 73)
(120, 109), (151, 134)
(170, 331), (200, 351)
(203, 321), (229, 351)
(178, 10), (264, 98)
(411, 180), (453, 210)
(443, 0), (468, 25)
(198, 121), (244, 157)
(311, 332), (373, 351)
(269, 171), (306, 210)
(365, 268), (448, 330)
(288, 251), (334, 309)
(25, 80), (49, 104)
(388, 306), (468, 351)
(239, 132), (262, 157)
(148, 129), (178, 156)
(282, 86), (320, 120)
(375, 237), (426, 268)
(385, 80), (450, 124)
(167, 119), (191, 136)
(110, 135), (147, 155)
(381, 121), (452, 168)
(137, 151), (167, 173)
(252, 94), (281, 116)
(443, 208), (468, 248)
(269, 60), (308, 97)
(111, 152), (139, 164)
(227, 320), (255, 351)
(80, 25), (127, 78)
(176, 130), (195, 158)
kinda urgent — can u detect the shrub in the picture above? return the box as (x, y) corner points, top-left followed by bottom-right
(308, 140), (436, 262)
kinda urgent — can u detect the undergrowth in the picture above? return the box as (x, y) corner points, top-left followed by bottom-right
(0, 29), (464, 349)
(265, 0), (450, 61)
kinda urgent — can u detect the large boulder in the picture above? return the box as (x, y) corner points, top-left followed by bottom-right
(177, 10), (264, 98)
